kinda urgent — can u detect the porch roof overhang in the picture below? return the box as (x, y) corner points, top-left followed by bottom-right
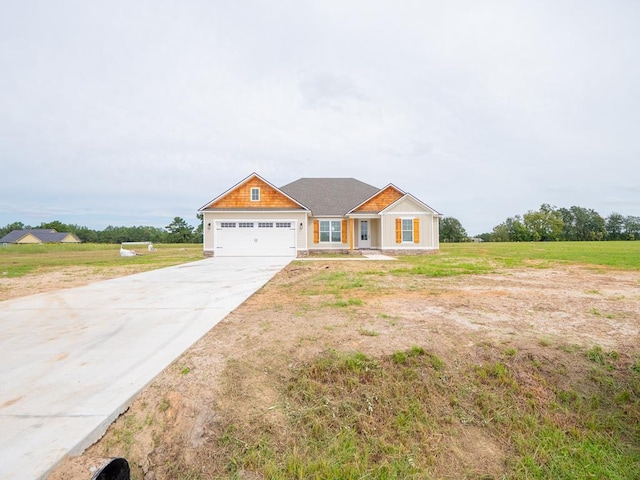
(346, 212), (380, 219)
(310, 214), (345, 218)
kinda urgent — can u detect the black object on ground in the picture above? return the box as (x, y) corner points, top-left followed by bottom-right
(90, 457), (130, 480)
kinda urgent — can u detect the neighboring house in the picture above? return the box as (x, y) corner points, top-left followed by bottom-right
(198, 173), (442, 257)
(0, 229), (81, 245)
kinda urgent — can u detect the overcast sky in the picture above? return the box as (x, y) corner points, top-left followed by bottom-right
(1, 1), (638, 235)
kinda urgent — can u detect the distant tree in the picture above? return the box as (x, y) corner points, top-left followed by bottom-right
(558, 207), (576, 240)
(39, 220), (73, 232)
(490, 216), (531, 242)
(439, 217), (468, 242)
(165, 217), (195, 243)
(523, 204), (563, 241)
(625, 216), (640, 240)
(558, 206), (606, 241)
(581, 208), (606, 241)
(139, 226), (168, 243)
(95, 225), (166, 243)
(72, 225), (98, 243)
(476, 232), (492, 242)
(193, 214), (204, 243)
(505, 215), (532, 242)
(98, 225), (128, 243)
(0, 221), (26, 238)
(605, 212), (625, 240)
(490, 223), (510, 242)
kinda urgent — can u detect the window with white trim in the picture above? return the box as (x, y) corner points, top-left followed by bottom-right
(276, 222), (292, 228)
(402, 219), (414, 242)
(250, 187), (260, 201)
(239, 222), (254, 228)
(220, 222), (236, 228)
(320, 220), (341, 242)
(258, 222), (273, 228)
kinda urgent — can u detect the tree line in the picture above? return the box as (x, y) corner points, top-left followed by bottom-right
(0, 216), (203, 244)
(440, 204), (640, 242)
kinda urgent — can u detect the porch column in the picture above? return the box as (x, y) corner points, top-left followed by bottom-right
(349, 218), (354, 251)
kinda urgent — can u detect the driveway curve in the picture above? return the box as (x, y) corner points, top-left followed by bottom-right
(0, 256), (291, 480)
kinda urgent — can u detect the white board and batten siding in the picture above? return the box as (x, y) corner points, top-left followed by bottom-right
(381, 196), (440, 250)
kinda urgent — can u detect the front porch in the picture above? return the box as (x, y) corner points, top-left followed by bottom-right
(307, 211), (439, 255)
(348, 217), (381, 251)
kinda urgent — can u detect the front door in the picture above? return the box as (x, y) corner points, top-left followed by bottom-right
(359, 220), (371, 248)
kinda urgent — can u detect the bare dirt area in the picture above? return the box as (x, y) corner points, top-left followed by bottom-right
(0, 266), (150, 302)
(30, 261), (640, 479)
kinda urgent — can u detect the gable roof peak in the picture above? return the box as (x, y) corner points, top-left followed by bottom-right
(198, 172), (308, 211)
(380, 192), (443, 216)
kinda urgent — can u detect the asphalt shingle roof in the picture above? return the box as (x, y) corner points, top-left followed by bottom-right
(0, 229), (77, 244)
(280, 178), (379, 216)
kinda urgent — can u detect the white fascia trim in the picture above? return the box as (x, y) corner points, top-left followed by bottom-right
(207, 210), (307, 214)
(346, 183), (405, 214)
(381, 211), (431, 216)
(379, 193), (441, 216)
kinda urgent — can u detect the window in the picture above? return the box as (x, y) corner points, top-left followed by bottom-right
(258, 222), (273, 228)
(239, 222), (254, 228)
(220, 222), (236, 228)
(402, 219), (413, 242)
(319, 220), (342, 242)
(251, 187), (260, 201)
(276, 222), (292, 228)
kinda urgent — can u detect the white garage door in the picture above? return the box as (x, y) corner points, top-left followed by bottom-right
(215, 221), (296, 257)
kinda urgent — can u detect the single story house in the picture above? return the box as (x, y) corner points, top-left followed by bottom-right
(198, 173), (442, 257)
(0, 229), (81, 245)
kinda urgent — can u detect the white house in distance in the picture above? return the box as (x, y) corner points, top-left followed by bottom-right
(198, 173), (442, 257)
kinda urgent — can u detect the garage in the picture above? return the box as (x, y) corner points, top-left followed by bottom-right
(214, 220), (297, 257)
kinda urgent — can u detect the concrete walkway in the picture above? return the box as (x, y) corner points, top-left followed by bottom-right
(296, 253), (397, 261)
(0, 257), (291, 480)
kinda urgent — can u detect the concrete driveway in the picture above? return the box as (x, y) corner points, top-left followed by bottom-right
(0, 256), (291, 480)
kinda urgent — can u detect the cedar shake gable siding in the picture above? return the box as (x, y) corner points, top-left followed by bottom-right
(351, 185), (404, 213)
(204, 176), (302, 210)
(280, 178), (379, 216)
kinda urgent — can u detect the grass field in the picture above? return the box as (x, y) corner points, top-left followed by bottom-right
(215, 346), (640, 480)
(442, 241), (640, 270)
(0, 243), (203, 278)
(2, 241), (639, 280)
(392, 241), (640, 277)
